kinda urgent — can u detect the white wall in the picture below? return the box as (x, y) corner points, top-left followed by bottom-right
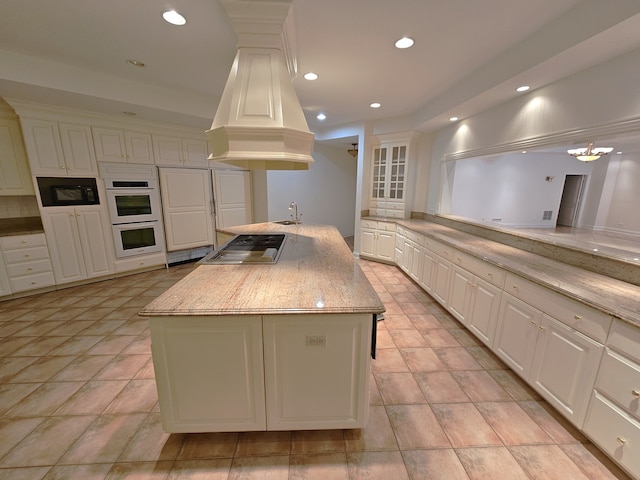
(266, 142), (358, 237)
(425, 46), (640, 221)
(450, 152), (594, 227)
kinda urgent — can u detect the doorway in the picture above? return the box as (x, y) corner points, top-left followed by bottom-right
(556, 174), (587, 227)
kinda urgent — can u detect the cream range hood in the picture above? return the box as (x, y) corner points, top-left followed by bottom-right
(207, 0), (314, 170)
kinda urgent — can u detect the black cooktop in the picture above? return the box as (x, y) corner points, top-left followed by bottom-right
(225, 234), (286, 251)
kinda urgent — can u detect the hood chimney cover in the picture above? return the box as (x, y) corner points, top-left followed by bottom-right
(207, 0), (314, 170)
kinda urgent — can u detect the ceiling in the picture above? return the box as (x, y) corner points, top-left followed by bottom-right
(2, 0), (640, 145)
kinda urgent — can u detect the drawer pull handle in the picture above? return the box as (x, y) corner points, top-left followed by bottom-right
(539, 326), (545, 331)
(632, 390), (640, 398)
(513, 284), (518, 289)
(24, 254), (30, 257)
(31, 281), (36, 285)
(530, 320), (537, 326)
(487, 272), (493, 277)
(616, 436), (627, 445)
(573, 315), (582, 321)
(21, 240), (27, 244)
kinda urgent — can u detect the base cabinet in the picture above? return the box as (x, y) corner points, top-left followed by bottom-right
(360, 220), (395, 262)
(0, 233), (55, 293)
(149, 313), (372, 433)
(43, 206), (114, 284)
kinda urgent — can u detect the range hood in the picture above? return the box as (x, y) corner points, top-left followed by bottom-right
(207, 0), (314, 170)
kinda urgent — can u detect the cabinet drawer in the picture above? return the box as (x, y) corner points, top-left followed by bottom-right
(396, 226), (407, 237)
(0, 233), (47, 250)
(3, 246), (51, 265)
(6, 259), (52, 278)
(405, 229), (423, 246)
(427, 238), (454, 260)
(608, 319), (640, 363)
(360, 219), (378, 229)
(462, 255), (506, 288)
(10, 271), (55, 292)
(114, 252), (166, 273)
(505, 272), (610, 343)
(377, 221), (396, 232)
(584, 390), (640, 479)
(596, 348), (640, 419)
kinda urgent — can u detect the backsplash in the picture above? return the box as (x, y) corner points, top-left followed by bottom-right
(0, 196), (40, 219)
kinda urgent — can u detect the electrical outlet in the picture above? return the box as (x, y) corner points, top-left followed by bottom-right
(306, 335), (326, 347)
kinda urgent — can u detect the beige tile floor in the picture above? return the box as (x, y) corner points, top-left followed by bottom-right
(0, 259), (633, 480)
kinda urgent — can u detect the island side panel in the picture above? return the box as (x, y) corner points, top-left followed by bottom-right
(149, 315), (267, 433)
(262, 313), (372, 430)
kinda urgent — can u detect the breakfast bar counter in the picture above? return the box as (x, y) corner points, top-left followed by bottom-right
(140, 223), (383, 433)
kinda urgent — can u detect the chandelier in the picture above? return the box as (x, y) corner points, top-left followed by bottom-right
(567, 142), (613, 162)
(347, 143), (358, 158)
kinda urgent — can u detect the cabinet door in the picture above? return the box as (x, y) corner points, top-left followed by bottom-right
(0, 254), (11, 297)
(530, 314), (603, 427)
(388, 144), (406, 200)
(263, 314), (371, 430)
(419, 248), (437, 293)
(182, 138), (208, 167)
(160, 168), (213, 251)
(150, 315), (266, 433)
(92, 127), (127, 163)
(370, 146), (387, 200)
(377, 230), (396, 262)
(494, 293), (541, 378)
(0, 120), (34, 195)
(467, 276), (502, 347)
(431, 256), (452, 307)
(58, 123), (98, 175)
(124, 131), (154, 164)
(42, 210), (87, 284)
(153, 135), (182, 165)
(20, 118), (66, 175)
(212, 169), (252, 229)
(448, 265), (473, 325)
(75, 207), (114, 278)
(360, 229), (376, 257)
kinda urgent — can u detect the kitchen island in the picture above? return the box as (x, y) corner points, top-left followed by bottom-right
(139, 223), (384, 433)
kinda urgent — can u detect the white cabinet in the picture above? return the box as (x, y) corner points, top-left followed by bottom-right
(263, 314), (371, 430)
(360, 220), (395, 262)
(495, 289), (605, 427)
(159, 168), (214, 251)
(153, 134), (208, 167)
(399, 229), (423, 283)
(20, 118), (98, 176)
(212, 169), (253, 229)
(92, 127), (154, 164)
(150, 315), (266, 433)
(0, 111), (34, 195)
(149, 313), (372, 433)
(585, 319), (640, 479)
(0, 252), (10, 296)
(0, 233), (55, 293)
(448, 264), (475, 325)
(42, 206), (114, 284)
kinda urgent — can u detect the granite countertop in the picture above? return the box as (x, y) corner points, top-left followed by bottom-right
(139, 223), (385, 317)
(0, 217), (44, 237)
(381, 217), (639, 328)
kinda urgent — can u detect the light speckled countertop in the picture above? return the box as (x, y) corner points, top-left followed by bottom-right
(387, 218), (640, 328)
(139, 223), (385, 317)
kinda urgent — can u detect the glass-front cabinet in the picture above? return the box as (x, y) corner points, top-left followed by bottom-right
(368, 133), (415, 218)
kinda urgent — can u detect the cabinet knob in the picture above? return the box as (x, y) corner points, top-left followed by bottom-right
(21, 240), (27, 244)
(31, 281), (36, 285)
(632, 389), (640, 398)
(530, 320), (537, 326)
(617, 436), (627, 445)
(24, 253), (30, 257)
(539, 325), (545, 331)
(28, 267), (33, 271)
(487, 272), (493, 277)
(573, 315), (582, 321)
(513, 284), (518, 289)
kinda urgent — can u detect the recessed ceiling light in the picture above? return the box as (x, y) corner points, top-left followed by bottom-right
(522, 150), (527, 154)
(394, 37), (414, 49)
(126, 59), (145, 67)
(370, 102), (381, 108)
(449, 116), (458, 122)
(316, 113), (326, 120)
(163, 10), (186, 26)
(616, 151), (622, 154)
(516, 85), (530, 92)
(303, 72), (318, 80)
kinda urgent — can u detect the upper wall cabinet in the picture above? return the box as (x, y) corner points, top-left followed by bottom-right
(92, 127), (154, 164)
(0, 111), (34, 195)
(368, 132), (417, 218)
(153, 134), (208, 167)
(20, 118), (98, 176)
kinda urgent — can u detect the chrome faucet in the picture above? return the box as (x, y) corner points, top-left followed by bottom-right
(289, 201), (302, 223)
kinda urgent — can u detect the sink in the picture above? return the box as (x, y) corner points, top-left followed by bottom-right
(274, 220), (300, 225)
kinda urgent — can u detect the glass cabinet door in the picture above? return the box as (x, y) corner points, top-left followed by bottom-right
(371, 147), (387, 199)
(388, 145), (406, 200)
